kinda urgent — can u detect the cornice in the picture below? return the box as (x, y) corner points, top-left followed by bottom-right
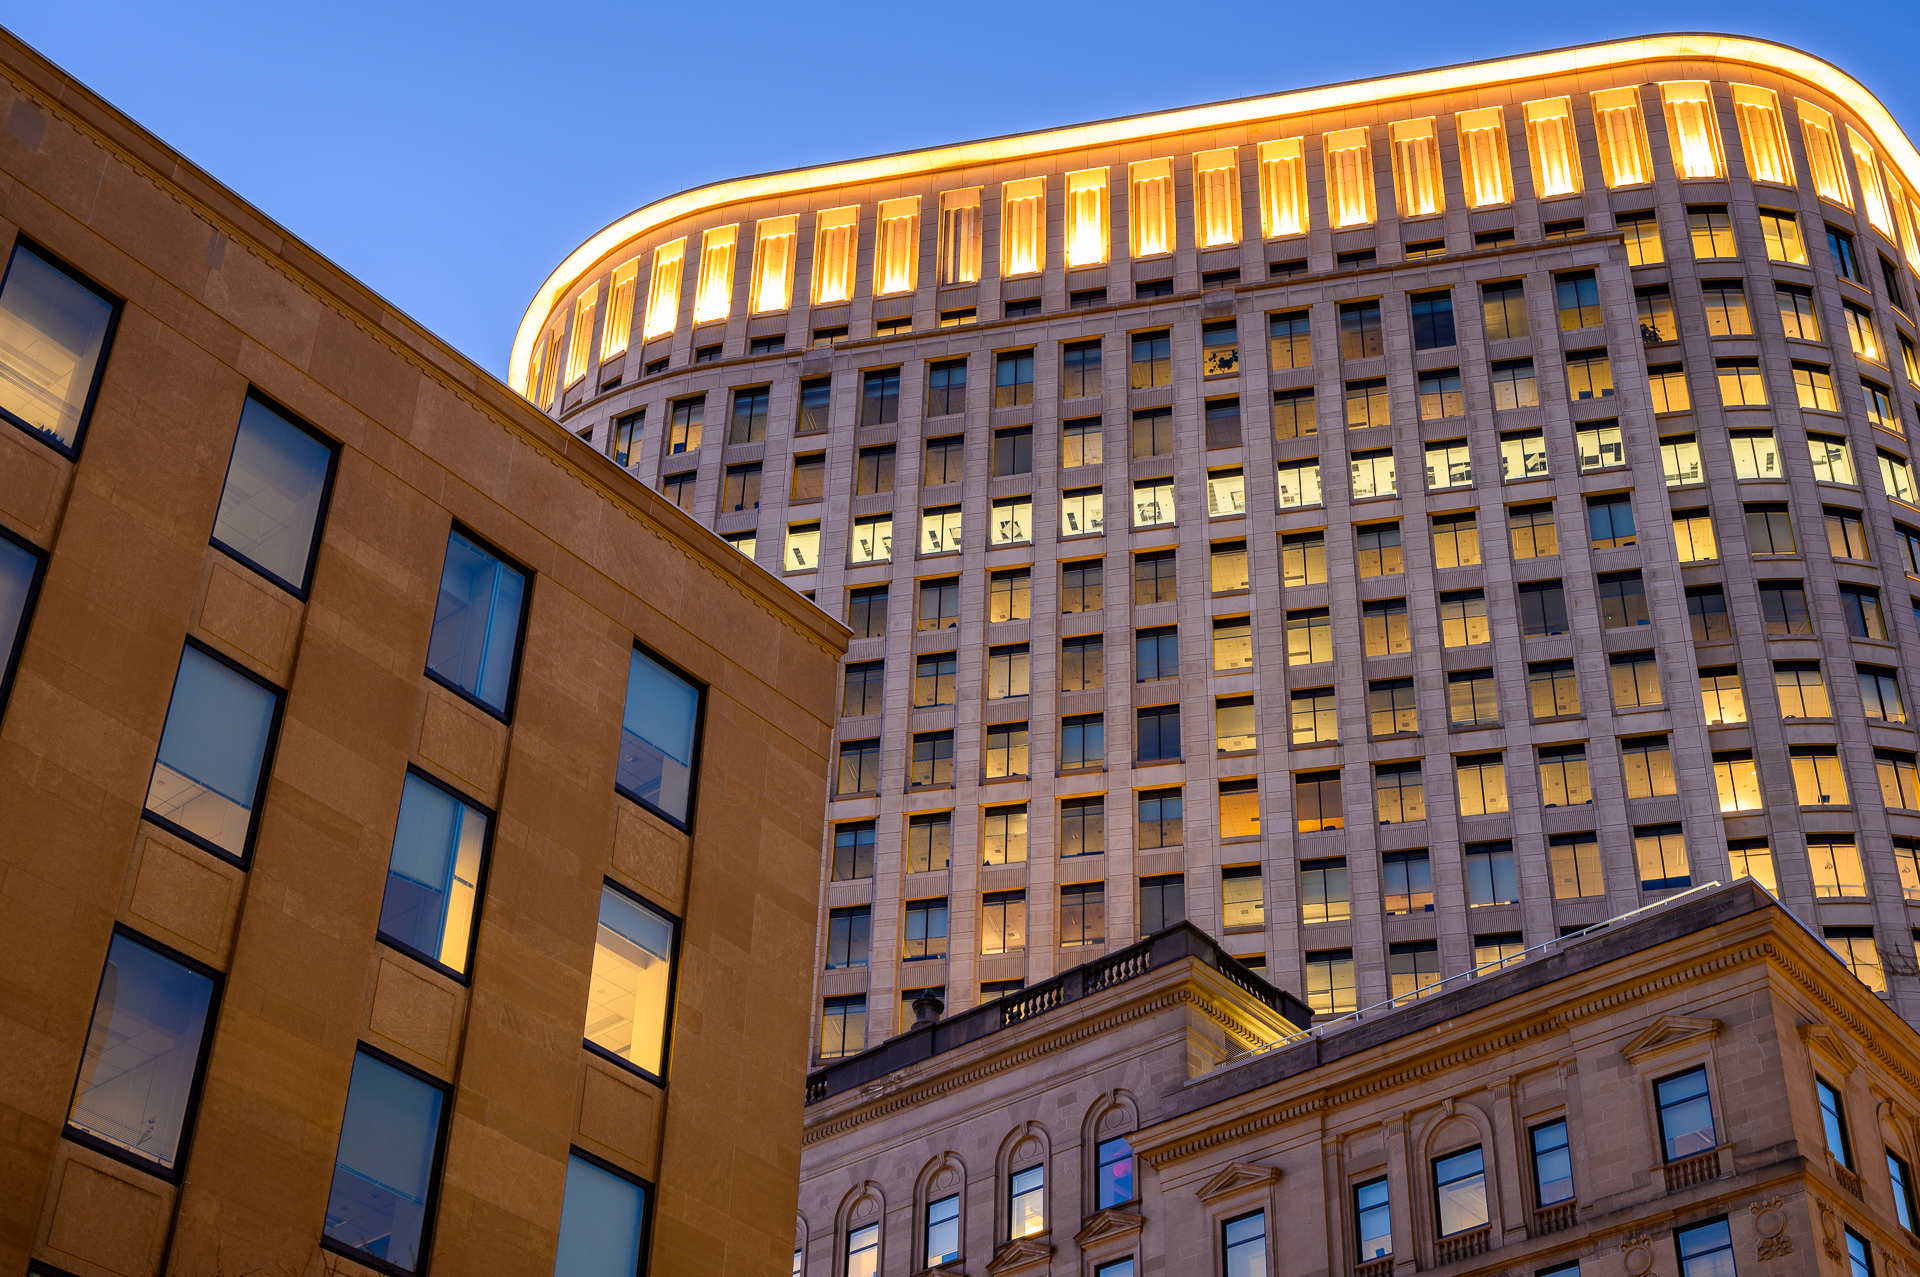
(1141, 921), (1919, 1170)
(0, 30), (850, 661)
(513, 33), (1920, 383)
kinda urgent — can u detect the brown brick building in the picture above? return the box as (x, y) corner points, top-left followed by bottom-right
(797, 881), (1920, 1277)
(517, 35), (1920, 1058)
(0, 29), (846, 1277)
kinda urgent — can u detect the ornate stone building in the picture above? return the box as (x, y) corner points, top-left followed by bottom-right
(517, 35), (1920, 1062)
(797, 881), (1920, 1277)
(0, 27), (843, 1277)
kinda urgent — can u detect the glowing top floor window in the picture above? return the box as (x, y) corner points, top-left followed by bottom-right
(1592, 86), (1653, 189)
(1524, 98), (1581, 197)
(876, 196), (920, 295)
(642, 237), (685, 341)
(1065, 169), (1108, 268)
(1730, 84), (1792, 186)
(1001, 177), (1047, 277)
(1259, 138), (1310, 238)
(563, 283), (598, 388)
(1194, 147), (1241, 246)
(1390, 118), (1442, 218)
(939, 188), (982, 284)
(750, 216), (797, 314)
(1323, 127), (1375, 228)
(1456, 107), (1511, 208)
(601, 258), (638, 359)
(534, 326), (562, 409)
(812, 206), (860, 305)
(1130, 158), (1174, 257)
(1798, 101), (1852, 208)
(1847, 127), (1896, 238)
(693, 224), (737, 325)
(1660, 82), (1725, 180)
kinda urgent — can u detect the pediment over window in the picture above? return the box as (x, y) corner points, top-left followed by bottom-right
(987, 1236), (1054, 1275)
(1075, 1206), (1145, 1247)
(1800, 1023), (1857, 1074)
(1195, 1161), (1283, 1202)
(1620, 1015), (1720, 1063)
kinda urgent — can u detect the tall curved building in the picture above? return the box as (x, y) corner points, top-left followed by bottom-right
(517, 34), (1920, 1057)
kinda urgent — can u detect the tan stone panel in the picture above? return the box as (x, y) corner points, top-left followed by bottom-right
(578, 1061), (664, 1174)
(367, 956), (457, 1068)
(127, 831), (241, 963)
(0, 429), (61, 533)
(198, 558), (297, 676)
(417, 682), (507, 798)
(45, 1154), (166, 1277)
(611, 800), (690, 913)
(200, 244), (326, 375)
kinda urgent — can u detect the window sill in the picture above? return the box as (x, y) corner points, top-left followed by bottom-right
(1291, 738), (1340, 750)
(983, 774), (1030, 785)
(1135, 756), (1183, 768)
(1450, 721), (1502, 733)
(1217, 747), (1257, 758)
(1220, 834), (1262, 845)
(1059, 766), (1107, 777)
(909, 783), (954, 793)
(1531, 713), (1585, 726)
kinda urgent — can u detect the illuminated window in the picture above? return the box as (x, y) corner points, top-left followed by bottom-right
(1717, 357), (1766, 406)
(1674, 509), (1716, 561)
(1529, 659), (1579, 718)
(812, 206), (859, 305)
(1499, 430), (1548, 481)
(1447, 670), (1497, 725)
(595, 260), (639, 365)
(1647, 364), (1690, 414)
(1689, 206), (1737, 258)
(1566, 349), (1614, 401)
(1842, 587), (1887, 638)
(1711, 750), (1762, 813)
(1346, 378), (1389, 429)
(1549, 832), (1602, 897)
(1848, 127), (1895, 237)
(1808, 834), (1865, 895)
(1810, 432), (1856, 482)
(1825, 927), (1885, 992)
(1432, 511), (1479, 567)
(1456, 107), (1511, 207)
(642, 238), (685, 341)
(921, 505), (962, 555)
(875, 197), (919, 296)
(1276, 461), (1322, 508)
(687, 224), (736, 328)
(1388, 119), (1442, 218)
(1729, 85), (1793, 185)
(1660, 82), (1725, 179)
(1523, 98), (1581, 197)
(1194, 148), (1241, 246)
(1130, 158), (1174, 257)
(1776, 661), (1831, 719)
(1057, 168), (1108, 268)
(1258, 138), (1310, 238)
(1323, 127), (1375, 228)
(561, 287), (598, 391)
(1000, 178), (1046, 277)
(529, 329), (561, 407)
(1635, 824), (1689, 891)
(1490, 359), (1537, 410)
(1350, 449), (1396, 500)
(1881, 449), (1918, 502)
(1799, 101), (1852, 208)
(1760, 209), (1807, 264)
(747, 216), (797, 315)
(937, 188), (982, 284)
(1862, 666), (1907, 723)
(1826, 507), (1869, 559)
(1132, 478), (1174, 528)
(1661, 434), (1702, 486)
(1425, 440), (1471, 490)
(1881, 752), (1920, 809)
(1418, 369), (1462, 420)
(1592, 86), (1653, 188)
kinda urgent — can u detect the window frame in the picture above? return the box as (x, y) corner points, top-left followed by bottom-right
(582, 876), (684, 1087)
(1654, 1064), (1717, 1163)
(0, 235), (125, 460)
(615, 642), (709, 834)
(423, 523), (535, 724)
(319, 1041), (455, 1277)
(141, 636), (288, 868)
(374, 764), (497, 984)
(0, 521), (48, 725)
(558, 1145), (656, 1277)
(207, 389), (341, 599)
(61, 923), (224, 1182)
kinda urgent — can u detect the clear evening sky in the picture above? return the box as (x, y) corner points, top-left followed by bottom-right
(9, 1), (1920, 378)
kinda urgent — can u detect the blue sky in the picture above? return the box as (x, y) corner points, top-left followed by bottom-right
(11, 2), (1920, 378)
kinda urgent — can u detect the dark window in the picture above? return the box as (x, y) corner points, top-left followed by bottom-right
(1096, 1136), (1134, 1209)
(1140, 870), (1185, 926)
(939, 308), (977, 327)
(0, 527), (46, 722)
(661, 470), (695, 510)
(1545, 218), (1585, 240)
(855, 445), (896, 495)
(0, 240), (121, 457)
(1063, 339), (1102, 398)
(1137, 705), (1181, 761)
(927, 358), (967, 415)
(913, 652), (956, 708)
(1205, 397), (1242, 448)
(1131, 330), (1172, 387)
(812, 326), (847, 347)
(1063, 559), (1103, 613)
(645, 356), (669, 376)
(1136, 278), (1174, 299)
(825, 906), (871, 968)
(1059, 882), (1105, 947)
(1410, 290), (1455, 349)
(1202, 268), (1241, 290)
(820, 995), (866, 1058)
(1070, 287), (1107, 308)
(609, 409), (643, 467)
(1340, 300), (1384, 359)
(924, 435), (964, 486)
(65, 928), (218, 1177)
(143, 642), (284, 864)
(668, 396), (704, 453)
(1882, 256), (1907, 312)
(1598, 570), (1649, 628)
(1889, 1151), (1917, 1232)
(1061, 713), (1104, 770)
(1405, 239), (1445, 260)
(906, 812), (951, 873)
(797, 376), (831, 433)
(1758, 581), (1812, 635)
(918, 578), (960, 631)
(426, 528), (530, 719)
(1475, 228), (1515, 249)
(1746, 503), (1795, 554)
(832, 821), (875, 879)
(210, 394), (338, 596)
(1555, 270), (1603, 329)
(1687, 585), (1729, 641)
(721, 463), (761, 511)
(1383, 850), (1433, 914)
(911, 731), (954, 787)
(1518, 581), (1569, 636)
(556, 1153), (650, 1277)
(323, 1048), (450, 1272)
(1136, 625), (1179, 680)
(693, 344), (720, 364)
(994, 426), (1034, 476)
(1270, 258), (1308, 278)
(1829, 226), (1862, 283)
(1134, 550), (1178, 604)
(860, 369), (900, 426)
(616, 647), (703, 827)
(847, 586), (887, 639)
(749, 335), (783, 355)
(836, 741), (880, 796)
(1587, 494), (1637, 547)
(378, 771), (492, 978)
(1337, 249), (1377, 271)
(1132, 406), (1174, 457)
(842, 661), (885, 716)
(729, 386), (770, 442)
(1061, 795), (1105, 856)
(995, 350), (1036, 406)
(1004, 297), (1042, 319)
(1676, 1220), (1734, 1277)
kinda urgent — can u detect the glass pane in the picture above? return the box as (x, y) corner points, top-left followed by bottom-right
(618, 649), (701, 823)
(67, 932), (214, 1171)
(378, 774), (487, 974)
(0, 534), (37, 680)
(586, 885), (676, 1077)
(325, 1051), (445, 1272)
(211, 397), (333, 589)
(146, 646), (277, 857)
(426, 530), (527, 715)
(555, 1154), (647, 1277)
(0, 244), (115, 449)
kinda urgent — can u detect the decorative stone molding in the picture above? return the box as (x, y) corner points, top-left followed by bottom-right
(1074, 1206), (1145, 1248)
(1751, 1197), (1792, 1260)
(1195, 1161), (1282, 1203)
(1818, 1198), (1844, 1261)
(986, 1235), (1054, 1274)
(1801, 1024), (1859, 1075)
(1621, 1234), (1657, 1276)
(1620, 1015), (1721, 1062)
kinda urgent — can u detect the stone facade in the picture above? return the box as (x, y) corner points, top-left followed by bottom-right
(798, 881), (1920, 1277)
(0, 29), (845, 1277)
(523, 35), (1920, 1058)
